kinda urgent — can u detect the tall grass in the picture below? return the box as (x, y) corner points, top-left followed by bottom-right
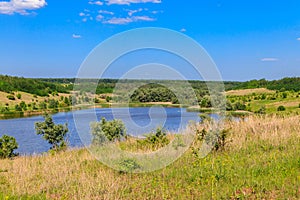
(0, 115), (299, 199)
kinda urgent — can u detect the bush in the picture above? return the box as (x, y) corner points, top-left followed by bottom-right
(16, 93), (22, 99)
(0, 135), (18, 159)
(35, 114), (68, 151)
(277, 105), (286, 111)
(256, 106), (266, 114)
(119, 158), (140, 173)
(90, 118), (126, 145)
(138, 127), (169, 150)
(7, 95), (15, 100)
(194, 128), (230, 152)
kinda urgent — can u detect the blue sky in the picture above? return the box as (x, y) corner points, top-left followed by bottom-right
(1, 0), (300, 81)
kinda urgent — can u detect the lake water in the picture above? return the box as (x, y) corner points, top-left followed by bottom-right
(0, 107), (200, 155)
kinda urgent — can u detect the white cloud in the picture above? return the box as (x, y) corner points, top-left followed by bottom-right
(103, 15), (155, 24)
(0, 0), (47, 15)
(106, 0), (161, 5)
(88, 1), (103, 5)
(98, 10), (114, 15)
(72, 34), (82, 39)
(261, 58), (279, 62)
(127, 8), (143, 16)
(104, 17), (133, 24)
(297, 38), (300, 41)
(180, 28), (186, 32)
(96, 14), (104, 21)
(132, 15), (155, 21)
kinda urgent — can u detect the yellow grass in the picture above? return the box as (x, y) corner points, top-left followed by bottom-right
(224, 114), (300, 149)
(226, 88), (275, 96)
(0, 91), (70, 107)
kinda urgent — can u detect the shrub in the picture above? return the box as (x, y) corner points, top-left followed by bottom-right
(0, 135), (18, 159)
(138, 127), (169, 150)
(119, 158), (140, 173)
(15, 104), (22, 112)
(277, 105), (286, 111)
(35, 114), (68, 151)
(282, 92), (288, 98)
(234, 102), (246, 111)
(90, 118), (126, 145)
(194, 128), (230, 152)
(256, 106), (266, 114)
(7, 95), (15, 100)
(16, 93), (22, 99)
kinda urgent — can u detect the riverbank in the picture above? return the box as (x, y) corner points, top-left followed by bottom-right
(0, 114), (299, 199)
(0, 102), (181, 120)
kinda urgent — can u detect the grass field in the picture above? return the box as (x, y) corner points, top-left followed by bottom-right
(0, 114), (299, 199)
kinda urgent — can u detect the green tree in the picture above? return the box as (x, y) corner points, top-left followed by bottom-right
(277, 105), (286, 111)
(0, 135), (18, 159)
(35, 114), (68, 151)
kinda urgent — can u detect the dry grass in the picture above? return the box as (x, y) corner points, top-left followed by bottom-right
(0, 91), (70, 107)
(0, 149), (129, 199)
(226, 88), (275, 96)
(225, 114), (300, 149)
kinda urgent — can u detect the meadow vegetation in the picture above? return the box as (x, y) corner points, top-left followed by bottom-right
(0, 114), (299, 199)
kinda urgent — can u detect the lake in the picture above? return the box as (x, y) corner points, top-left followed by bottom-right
(0, 107), (200, 155)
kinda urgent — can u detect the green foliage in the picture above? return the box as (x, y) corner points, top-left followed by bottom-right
(119, 158), (141, 173)
(105, 96), (112, 102)
(277, 105), (286, 111)
(233, 101), (246, 110)
(16, 93), (21, 99)
(226, 77), (300, 92)
(48, 99), (58, 109)
(282, 92), (288, 98)
(256, 106), (266, 114)
(90, 118), (126, 145)
(194, 128), (230, 152)
(138, 127), (169, 150)
(35, 114), (68, 151)
(199, 114), (212, 124)
(6, 95), (15, 100)
(0, 135), (18, 159)
(130, 84), (178, 103)
(0, 75), (69, 96)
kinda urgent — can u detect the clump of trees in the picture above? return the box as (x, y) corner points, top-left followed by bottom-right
(0, 135), (18, 159)
(35, 114), (69, 152)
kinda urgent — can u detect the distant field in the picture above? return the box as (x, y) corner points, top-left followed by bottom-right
(226, 88), (275, 96)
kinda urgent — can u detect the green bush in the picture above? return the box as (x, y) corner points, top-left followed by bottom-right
(0, 135), (18, 159)
(7, 95), (15, 100)
(256, 106), (266, 114)
(277, 105), (286, 111)
(16, 93), (22, 99)
(194, 128), (230, 152)
(119, 158), (140, 173)
(35, 114), (68, 151)
(138, 127), (169, 150)
(90, 118), (126, 145)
